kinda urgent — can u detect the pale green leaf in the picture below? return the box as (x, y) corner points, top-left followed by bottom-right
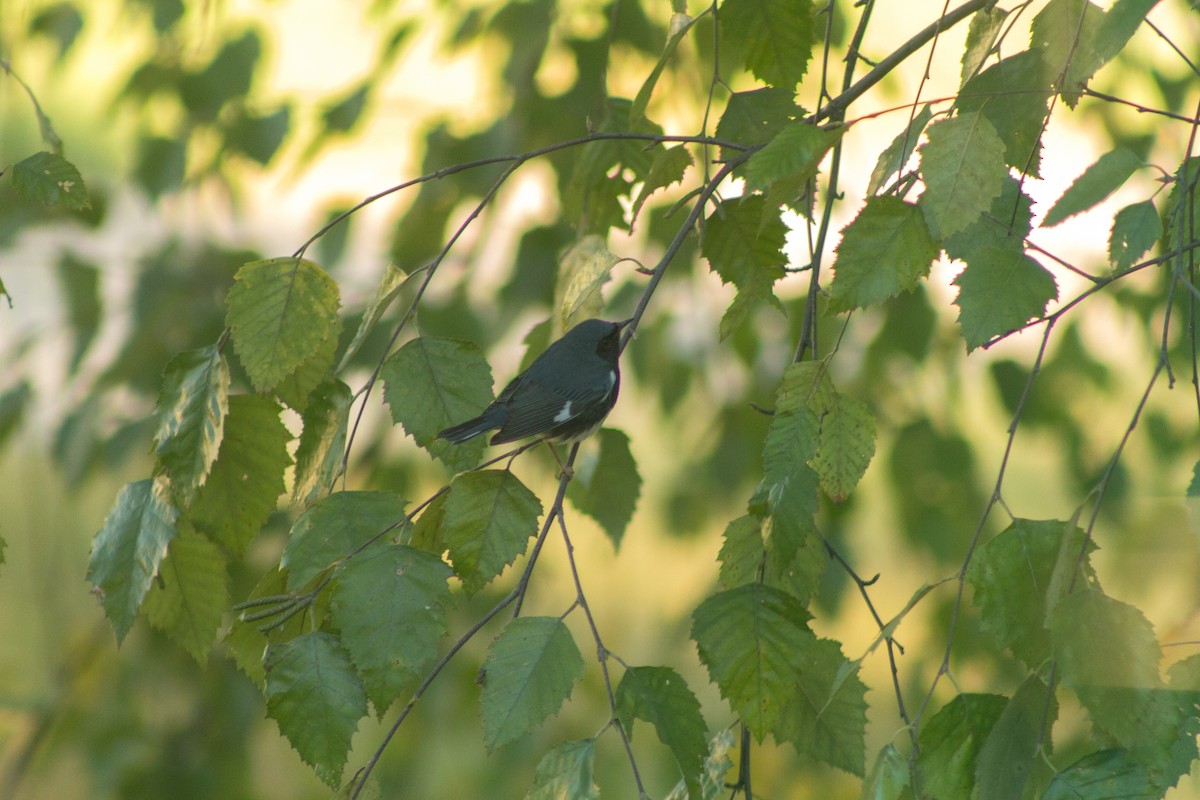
(952, 246), (1057, 350)
(281, 491), (409, 589)
(631, 12), (701, 125)
(567, 428), (641, 549)
(152, 346), (229, 507)
(960, 6), (1009, 85)
(442, 470), (542, 594)
(293, 379), (352, 506)
(811, 392), (876, 502)
(226, 257), (341, 392)
(616, 666), (708, 796)
(331, 545), (452, 714)
(1031, 0), (1105, 106)
(917, 694), (1008, 799)
(143, 522), (228, 663)
(742, 122), (841, 194)
(974, 675), (1056, 800)
(337, 262), (412, 372)
(918, 112), (1008, 239)
(265, 631), (367, 786)
(664, 730), (736, 800)
(862, 743), (910, 800)
(526, 739), (599, 800)
(481, 617), (584, 751)
(1042, 749), (1158, 800)
(828, 196), (937, 312)
(867, 105), (932, 196)
(717, 515), (763, 589)
(87, 478), (179, 643)
(555, 235), (621, 333)
(1043, 147), (1143, 227)
(188, 394), (290, 556)
(381, 336), (493, 472)
(1109, 200), (1161, 269)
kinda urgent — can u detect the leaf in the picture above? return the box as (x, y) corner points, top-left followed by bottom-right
(1042, 749), (1159, 800)
(1109, 200), (1161, 269)
(811, 392), (876, 502)
(974, 675), (1056, 800)
(555, 235), (621, 333)
(226, 257), (341, 393)
(480, 617), (584, 751)
(918, 111), (1008, 239)
(630, 11), (701, 125)
(703, 195), (787, 338)
(143, 522), (228, 663)
(757, 404), (825, 599)
(714, 88), (803, 162)
(281, 491), (409, 589)
(717, 515), (763, 589)
(441, 470), (542, 594)
(691, 583), (812, 740)
(226, 567), (287, 689)
(867, 105), (932, 196)
(862, 743), (909, 800)
(917, 694), (1008, 799)
(828, 196), (937, 312)
(292, 379), (352, 506)
(526, 739), (599, 800)
(720, 0), (816, 90)
(943, 174), (1035, 261)
(87, 478), (179, 643)
(631, 144), (693, 222)
(187, 394), (290, 555)
(1043, 147), (1143, 227)
(567, 428), (641, 549)
(1030, 0), (1105, 106)
(952, 246), (1057, 350)
(664, 729), (737, 800)
(381, 336), (493, 473)
(742, 122), (841, 194)
(956, 50), (1051, 176)
(152, 346), (230, 507)
(616, 666), (708, 796)
(265, 631), (367, 786)
(776, 636), (868, 775)
(57, 254), (101, 370)
(338, 262), (412, 372)
(331, 545), (453, 714)
(960, 6), (1009, 85)
(1164, 157), (1200, 257)
(11, 151), (90, 209)
(228, 105), (291, 165)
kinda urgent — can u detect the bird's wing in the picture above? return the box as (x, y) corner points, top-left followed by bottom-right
(491, 371), (616, 443)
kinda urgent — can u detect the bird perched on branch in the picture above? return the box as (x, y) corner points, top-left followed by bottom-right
(438, 318), (632, 446)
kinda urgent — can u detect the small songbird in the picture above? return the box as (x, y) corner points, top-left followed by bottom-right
(438, 318), (632, 445)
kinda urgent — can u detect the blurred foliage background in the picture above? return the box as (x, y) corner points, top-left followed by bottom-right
(2, 0), (1199, 797)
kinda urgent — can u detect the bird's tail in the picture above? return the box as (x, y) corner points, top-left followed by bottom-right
(437, 407), (503, 443)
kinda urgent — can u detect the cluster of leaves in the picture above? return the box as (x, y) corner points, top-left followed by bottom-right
(5, 0), (1200, 796)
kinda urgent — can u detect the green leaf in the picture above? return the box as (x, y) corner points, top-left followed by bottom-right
(1164, 157), (1200, 258)
(720, 0), (816, 90)
(952, 246), (1057, 350)
(226, 566), (287, 689)
(664, 729), (737, 800)
(631, 144), (693, 222)
(866, 105), (932, 196)
(943, 174), (1035, 261)
(1094, 0), (1159, 64)
(323, 83), (369, 134)
(567, 428), (641, 549)
(691, 583), (812, 740)
(918, 111), (1008, 239)
(1043, 147), (1143, 227)
(862, 743), (910, 800)
(226, 257), (341, 393)
(338, 262), (412, 371)
(134, 135), (186, 197)
(1030, 0), (1104, 106)
(630, 12), (701, 125)
(555, 235), (620, 332)
(480, 617), (584, 751)
(57, 254), (101, 370)
(974, 675), (1056, 800)
(1109, 200), (1161, 269)
(331, 545), (452, 714)
(228, 105), (291, 166)
(960, 6), (1009, 85)
(956, 50), (1051, 176)
(811, 392), (876, 502)
(281, 491), (409, 589)
(1042, 749), (1158, 800)
(526, 739), (599, 800)
(714, 88), (803, 162)
(703, 195), (787, 338)
(143, 522), (228, 663)
(265, 631), (366, 787)
(292, 379), (352, 506)
(179, 31), (260, 122)
(187, 394), (290, 555)
(441, 470), (542, 594)
(742, 122), (841, 194)
(917, 694), (1008, 799)
(717, 515), (764, 589)
(381, 336), (493, 473)
(88, 478), (180, 643)
(152, 346), (230, 507)
(828, 196), (937, 312)
(616, 666), (708, 796)
(967, 519), (1095, 669)
(11, 151), (90, 209)
(777, 636), (867, 775)
(0, 382), (32, 448)
(758, 405), (825, 599)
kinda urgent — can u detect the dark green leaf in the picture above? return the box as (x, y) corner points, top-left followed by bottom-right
(265, 631), (366, 786)
(11, 151), (90, 209)
(228, 105), (291, 165)
(776, 636), (867, 775)
(974, 675), (1055, 800)
(152, 346), (229, 507)
(526, 739), (599, 800)
(717, 514), (763, 589)
(143, 522), (228, 663)
(828, 196), (937, 312)
(1109, 200), (1161, 269)
(87, 478), (180, 642)
(1043, 147), (1143, 227)
(714, 88), (803, 161)
(0, 382), (32, 448)
(1042, 749), (1158, 800)
(179, 31), (261, 122)
(281, 491), (409, 589)
(917, 694), (1008, 799)
(134, 136), (186, 197)
(441, 470), (542, 594)
(567, 428), (641, 549)
(480, 617), (584, 751)
(952, 246), (1057, 350)
(742, 122), (841, 194)
(616, 666), (708, 796)
(293, 379), (352, 506)
(720, 0), (816, 90)
(29, 2), (84, 56)
(57, 253), (101, 370)
(703, 194), (786, 298)
(631, 144), (692, 223)
(956, 51), (1051, 176)
(331, 545), (453, 714)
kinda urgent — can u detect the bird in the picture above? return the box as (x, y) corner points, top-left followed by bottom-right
(438, 318), (632, 446)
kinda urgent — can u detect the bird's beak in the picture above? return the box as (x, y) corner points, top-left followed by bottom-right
(617, 317), (635, 330)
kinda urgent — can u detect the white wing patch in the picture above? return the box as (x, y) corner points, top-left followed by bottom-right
(553, 401), (573, 423)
